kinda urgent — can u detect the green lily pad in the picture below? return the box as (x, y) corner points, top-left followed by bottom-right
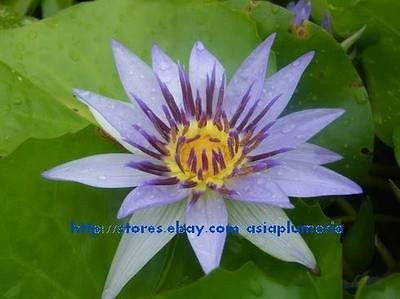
(0, 0), (259, 157)
(225, 0), (374, 183)
(41, 0), (76, 18)
(0, 4), (35, 29)
(0, 126), (124, 298)
(362, 40), (400, 147)
(0, 0), (259, 122)
(0, 1), (372, 298)
(137, 200), (342, 299)
(0, 4), (83, 157)
(311, 0), (400, 147)
(0, 126), (342, 298)
(355, 274), (400, 299)
(1, 0), (40, 16)
(342, 198), (374, 278)
(0, 126), (203, 299)
(0, 61), (86, 156)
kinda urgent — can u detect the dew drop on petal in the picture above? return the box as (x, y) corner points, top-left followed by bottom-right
(159, 62), (169, 71)
(282, 123), (296, 134)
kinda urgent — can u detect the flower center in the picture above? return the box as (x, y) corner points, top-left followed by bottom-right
(164, 120), (244, 190)
(125, 64), (286, 192)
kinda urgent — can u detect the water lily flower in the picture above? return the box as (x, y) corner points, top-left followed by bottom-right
(288, 0), (312, 27)
(42, 34), (362, 298)
(321, 11), (333, 33)
(288, 0), (332, 33)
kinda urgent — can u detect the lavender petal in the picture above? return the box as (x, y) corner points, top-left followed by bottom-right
(189, 41), (225, 112)
(111, 40), (166, 121)
(266, 160), (363, 197)
(259, 51), (314, 126)
(117, 185), (189, 218)
(185, 191), (227, 274)
(254, 108), (344, 155)
(42, 154), (155, 188)
(224, 34), (275, 120)
(152, 44), (183, 107)
(224, 174), (294, 208)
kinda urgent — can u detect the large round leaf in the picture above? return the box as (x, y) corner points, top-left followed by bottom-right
(0, 126), (343, 298)
(0, 61), (86, 156)
(355, 274), (400, 299)
(0, 3), (78, 157)
(311, 0), (400, 147)
(0, 0), (259, 157)
(225, 0), (374, 183)
(0, 0), (260, 117)
(0, 1), (369, 298)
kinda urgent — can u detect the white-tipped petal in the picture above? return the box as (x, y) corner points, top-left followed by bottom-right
(224, 174), (293, 208)
(185, 191), (227, 274)
(260, 51), (314, 124)
(152, 44), (183, 106)
(225, 34), (276, 118)
(256, 108), (344, 154)
(227, 200), (317, 271)
(102, 200), (185, 299)
(42, 154), (154, 188)
(111, 39), (165, 119)
(189, 41), (225, 109)
(274, 143), (343, 165)
(73, 88), (155, 153)
(118, 185), (189, 218)
(266, 161), (363, 197)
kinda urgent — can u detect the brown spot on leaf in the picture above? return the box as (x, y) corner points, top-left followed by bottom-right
(348, 80), (364, 88)
(289, 24), (310, 39)
(245, 0), (259, 12)
(360, 147), (370, 156)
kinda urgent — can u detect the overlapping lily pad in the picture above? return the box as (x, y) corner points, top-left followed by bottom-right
(0, 61), (86, 156)
(226, 0), (374, 183)
(355, 274), (400, 299)
(0, 4), (35, 29)
(311, 0), (400, 147)
(1, 0), (39, 16)
(0, 126), (342, 298)
(0, 0), (260, 157)
(0, 0), (377, 298)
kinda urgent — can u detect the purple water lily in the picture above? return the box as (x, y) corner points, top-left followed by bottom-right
(288, 0), (332, 33)
(288, 0), (312, 26)
(43, 34), (361, 298)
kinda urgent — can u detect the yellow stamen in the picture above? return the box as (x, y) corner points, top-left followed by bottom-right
(164, 120), (245, 190)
